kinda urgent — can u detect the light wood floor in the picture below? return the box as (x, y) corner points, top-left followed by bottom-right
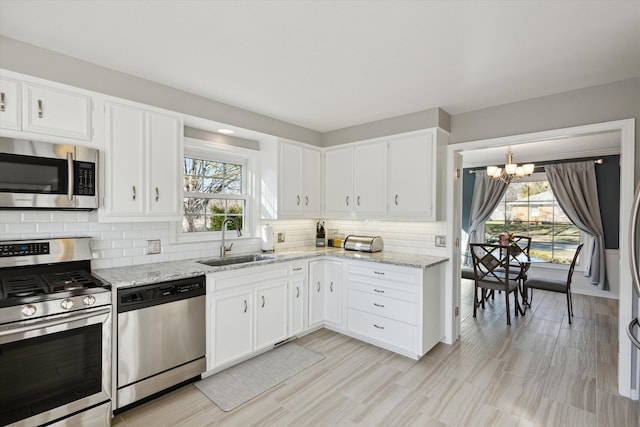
(112, 280), (640, 426)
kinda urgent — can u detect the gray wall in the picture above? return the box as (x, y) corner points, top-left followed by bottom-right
(323, 107), (451, 146)
(450, 78), (640, 184)
(0, 36), (323, 146)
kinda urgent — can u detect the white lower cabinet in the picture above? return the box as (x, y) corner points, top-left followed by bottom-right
(308, 259), (343, 330)
(289, 264), (306, 337)
(206, 263), (302, 373)
(344, 260), (444, 359)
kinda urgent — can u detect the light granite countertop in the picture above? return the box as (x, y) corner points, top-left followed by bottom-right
(93, 247), (448, 289)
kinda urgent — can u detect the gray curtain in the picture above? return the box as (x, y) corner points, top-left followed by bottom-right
(545, 161), (608, 290)
(468, 171), (508, 244)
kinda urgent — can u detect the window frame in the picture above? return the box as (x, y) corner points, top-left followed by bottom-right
(170, 137), (259, 244)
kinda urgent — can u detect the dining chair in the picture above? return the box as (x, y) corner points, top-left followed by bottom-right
(495, 235), (532, 304)
(469, 243), (522, 325)
(523, 243), (584, 324)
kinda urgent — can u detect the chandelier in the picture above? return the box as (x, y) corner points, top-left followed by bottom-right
(486, 146), (535, 184)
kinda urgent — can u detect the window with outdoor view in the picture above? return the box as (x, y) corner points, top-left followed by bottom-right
(485, 174), (580, 264)
(183, 156), (246, 233)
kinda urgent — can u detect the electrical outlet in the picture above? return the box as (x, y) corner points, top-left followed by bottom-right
(277, 232), (285, 243)
(147, 239), (161, 254)
(435, 235), (446, 247)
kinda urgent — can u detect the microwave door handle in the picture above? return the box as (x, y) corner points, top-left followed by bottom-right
(67, 152), (75, 204)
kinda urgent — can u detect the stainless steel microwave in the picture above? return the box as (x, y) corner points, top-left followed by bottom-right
(0, 137), (98, 209)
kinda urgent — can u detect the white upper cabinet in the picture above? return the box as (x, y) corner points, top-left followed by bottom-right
(0, 77), (20, 130)
(388, 130), (434, 219)
(279, 141), (322, 218)
(101, 100), (182, 222)
(22, 83), (92, 140)
(1, 73), (93, 141)
(324, 140), (387, 218)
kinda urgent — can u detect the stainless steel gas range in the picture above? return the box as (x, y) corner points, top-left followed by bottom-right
(0, 238), (112, 427)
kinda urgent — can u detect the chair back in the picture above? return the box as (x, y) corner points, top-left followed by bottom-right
(507, 235), (532, 274)
(469, 243), (512, 289)
(566, 243), (585, 289)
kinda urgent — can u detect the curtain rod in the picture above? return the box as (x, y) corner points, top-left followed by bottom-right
(468, 158), (603, 174)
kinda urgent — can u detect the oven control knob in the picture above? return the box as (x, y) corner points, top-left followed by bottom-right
(83, 295), (96, 306)
(61, 299), (74, 310)
(21, 304), (37, 317)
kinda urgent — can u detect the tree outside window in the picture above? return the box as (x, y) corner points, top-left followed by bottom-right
(182, 157), (246, 233)
(485, 177), (580, 264)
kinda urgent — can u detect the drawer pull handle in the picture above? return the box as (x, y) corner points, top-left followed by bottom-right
(330, 281), (333, 292)
(37, 99), (43, 118)
(395, 194), (399, 205)
(346, 196), (350, 206)
(243, 299), (247, 313)
(305, 195), (309, 206)
(374, 303), (384, 308)
(155, 187), (159, 202)
(293, 267), (302, 272)
(357, 195), (361, 206)
(132, 186), (136, 201)
(0, 92), (5, 112)
(296, 195), (300, 206)
(373, 324), (384, 330)
(261, 295), (265, 308)
(317, 281), (321, 292)
(374, 289), (384, 293)
(296, 286), (300, 298)
(374, 271), (385, 276)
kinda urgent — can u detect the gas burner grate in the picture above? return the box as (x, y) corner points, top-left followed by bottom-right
(43, 270), (102, 292)
(1, 275), (50, 298)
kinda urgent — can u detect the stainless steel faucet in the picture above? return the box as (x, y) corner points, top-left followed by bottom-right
(220, 218), (242, 258)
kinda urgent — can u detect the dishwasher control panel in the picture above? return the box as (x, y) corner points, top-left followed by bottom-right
(117, 275), (205, 313)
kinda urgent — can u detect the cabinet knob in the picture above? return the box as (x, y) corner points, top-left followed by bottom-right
(0, 92), (5, 112)
(37, 99), (43, 118)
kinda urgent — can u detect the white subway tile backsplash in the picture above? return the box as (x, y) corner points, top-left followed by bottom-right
(37, 222), (65, 233)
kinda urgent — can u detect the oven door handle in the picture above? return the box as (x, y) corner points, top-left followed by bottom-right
(0, 307), (111, 338)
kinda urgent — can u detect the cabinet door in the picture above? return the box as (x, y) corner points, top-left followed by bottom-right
(211, 290), (254, 368)
(301, 148), (321, 215)
(146, 111), (182, 218)
(22, 83), (92, 140)
(324, 260), (343, 327)
(324, 147), (353, 216)
(308, 261), (325, 328)
(388, 132), (435, 218)
(290, 277), (305, 337)
(280, 143), (303, 216)
(104, 102), (145, 216)
(255, 281), (288, 350)
(353, 142), (387, 216)
(0, 77), (20, 130)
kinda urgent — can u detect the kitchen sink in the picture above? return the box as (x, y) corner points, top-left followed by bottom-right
(197, 254), (275, 267)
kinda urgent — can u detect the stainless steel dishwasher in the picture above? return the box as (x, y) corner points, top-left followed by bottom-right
(116, 275), (206, 409)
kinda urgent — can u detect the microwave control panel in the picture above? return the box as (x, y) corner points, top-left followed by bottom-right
(74, 161), (95, 196)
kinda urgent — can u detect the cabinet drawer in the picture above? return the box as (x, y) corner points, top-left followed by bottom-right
(208, 264), (289, 292)
(348, 309), (416, 352)
(347, 279), (417, 302)
(348, 263), (418, 285)
(347, 289), (417, 325)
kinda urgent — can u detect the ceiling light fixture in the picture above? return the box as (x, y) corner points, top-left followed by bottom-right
(217, 129), (235, 134)
(486, 146), (535, 184)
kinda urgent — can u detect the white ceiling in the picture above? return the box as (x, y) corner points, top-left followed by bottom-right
(0, 1), (639, 133)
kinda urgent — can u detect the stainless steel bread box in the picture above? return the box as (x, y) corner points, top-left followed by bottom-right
(343, 235), (383, 252)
